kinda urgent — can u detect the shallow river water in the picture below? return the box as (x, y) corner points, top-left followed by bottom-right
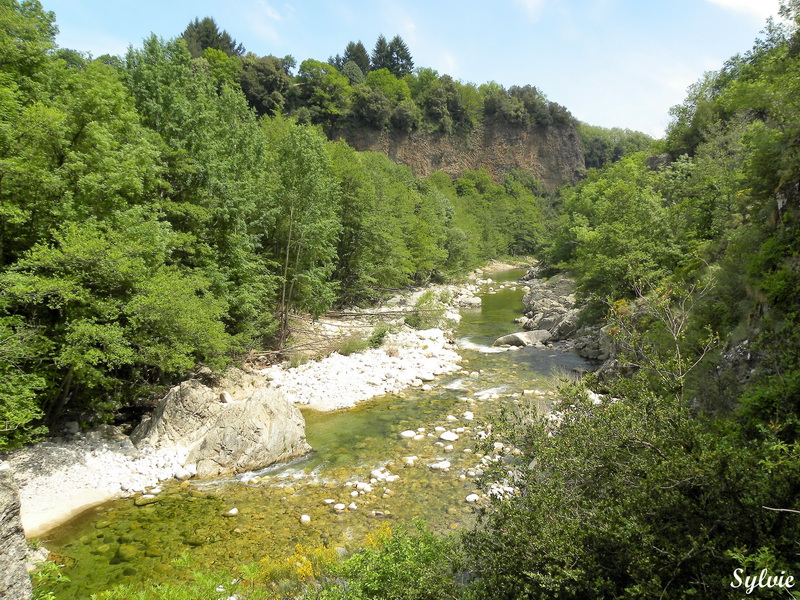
(42, 269), (593, 598)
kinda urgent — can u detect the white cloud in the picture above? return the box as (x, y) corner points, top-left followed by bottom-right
(515, 0), (550, 22)
(704, 0), (781, 21)
(243, 1), (285, 44)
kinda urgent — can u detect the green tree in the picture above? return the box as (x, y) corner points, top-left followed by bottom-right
(294, 58), (351, 127)
(262, 121), (342, 343)
(181, 16), (244, 59)
(343, 40), (370, 75)
(341, 60), (365, 85)
(238, 52), (291, 115)
(0, 0), (57, 87)
(365, 68), (411, 102)
(370, 34), (392, 72)
(387, 35), (414, 77)
(0, 210), (231, 425)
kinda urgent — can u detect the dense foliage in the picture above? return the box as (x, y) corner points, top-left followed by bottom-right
(302, 4), (800, 599)
(20, 0), (800, 598)
(0, 1), (548, 446)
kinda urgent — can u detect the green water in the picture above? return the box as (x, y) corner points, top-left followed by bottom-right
(41, 270), (593, 598)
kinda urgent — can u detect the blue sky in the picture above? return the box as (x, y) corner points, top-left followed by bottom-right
(41, 0), (783, 137)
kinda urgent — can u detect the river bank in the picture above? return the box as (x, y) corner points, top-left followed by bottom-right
(3, 267), (510, 540)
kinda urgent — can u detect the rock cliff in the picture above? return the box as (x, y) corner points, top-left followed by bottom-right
(332, 121), (586, 190)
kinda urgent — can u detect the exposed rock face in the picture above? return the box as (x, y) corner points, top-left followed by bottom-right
(519, 272), (616, 363)
(333, 121), (585, 190)
(0, 466), (32, 600)
(520, 275), (578, 341)
(132, 378), (310, 478)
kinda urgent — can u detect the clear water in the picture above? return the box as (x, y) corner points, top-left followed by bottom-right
(41, 270), (593, 598)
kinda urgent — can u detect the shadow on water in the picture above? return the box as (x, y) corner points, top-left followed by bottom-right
(40, 269), (594, 599)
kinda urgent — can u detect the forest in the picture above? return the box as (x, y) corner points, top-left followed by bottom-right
(5, 0), (800, 598)
(0, 2), (560, 446)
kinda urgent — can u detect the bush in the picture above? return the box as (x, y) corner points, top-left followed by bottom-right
(308, 521), (463, 600)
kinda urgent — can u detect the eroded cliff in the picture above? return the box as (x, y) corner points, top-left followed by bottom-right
(333, 120), (586, 189)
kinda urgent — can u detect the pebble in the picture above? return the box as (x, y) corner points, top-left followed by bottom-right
(400, 430), (417, 438)
(348, 502), (358, 510)
(439, 431), (459, 442)
(334, 503), (346, 512)
(299, 514), (311, 524)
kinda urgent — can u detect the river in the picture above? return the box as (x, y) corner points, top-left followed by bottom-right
(40, 269), (593, 598)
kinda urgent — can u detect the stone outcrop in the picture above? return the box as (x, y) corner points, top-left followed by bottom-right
(519, 274), (579, 341)
(493, 330), (552, 347)
(132, 376), (310, 478)
(0, 466), (32, 600)
(332, 121), (585, 190)
(517, 272), (616, 363)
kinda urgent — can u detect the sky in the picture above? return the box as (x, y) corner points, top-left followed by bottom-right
(40, 0), (785, 138)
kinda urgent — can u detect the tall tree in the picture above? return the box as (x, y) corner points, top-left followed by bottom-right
(388, 35), (414, 77)
(343, 40), (370, 75)
(181, 16), (244, 59)
(370, 34), (392, 72)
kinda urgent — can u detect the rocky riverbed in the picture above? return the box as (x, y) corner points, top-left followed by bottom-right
(1, 274), (491, 541)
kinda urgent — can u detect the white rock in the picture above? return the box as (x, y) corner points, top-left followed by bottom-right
(400, 430), (417, 438)
(429, 460), (451, 471)
(300, 514), (311, 524)
(350, 490), (359, 498)
(439, 431), (459, 442)
(466, 493), (480, 503)
(226, 508), (239, 516)
(421, 384), (433, 392)
(348, 502), (358, 510)
(323, 499), (336, 505)
(402, 456), (418, 466)
(446, 415), (457, 422)
(334, 503), (346, 512)
(462, 411), (474, 421)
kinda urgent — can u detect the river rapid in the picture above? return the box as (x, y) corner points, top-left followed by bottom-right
(41, 269), (593, 599)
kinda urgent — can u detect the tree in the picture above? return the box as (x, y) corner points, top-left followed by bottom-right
(343, 40), (370, 75)
(365, 67), (411, 102)
(238, 53), (290, 115)
(181, 16), (244, 58)
(0, 211), (231, 425)
(387, 35), (414, 77)
(0, 0), (57, 84)
(341, 60), (365, 85)
(370, 34), (392, 72)
(294, 58), (351, 126)
(262, 122), (342, 344)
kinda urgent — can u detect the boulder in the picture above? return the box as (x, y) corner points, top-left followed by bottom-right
(132, 381), (310, 479)
(0, 466), (32, 600)
(493, 330), (552, 347)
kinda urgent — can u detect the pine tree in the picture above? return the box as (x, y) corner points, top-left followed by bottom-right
(344, 40), (371, 75)
(181, 17), (244, 58)
(388, 35), (414, 77)
(371, 34), (392, 71)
